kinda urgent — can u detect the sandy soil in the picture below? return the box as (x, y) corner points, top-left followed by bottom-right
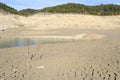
(0, 13), (120, 80)
(0, 13), (120, 30)
(0, 37), (120, 80)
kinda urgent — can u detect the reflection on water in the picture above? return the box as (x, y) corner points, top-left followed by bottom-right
(0, 37), (72, 48)
(0, 32), (120, 48)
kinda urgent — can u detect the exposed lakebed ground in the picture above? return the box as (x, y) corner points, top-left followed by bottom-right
(0, 29), (120, 80)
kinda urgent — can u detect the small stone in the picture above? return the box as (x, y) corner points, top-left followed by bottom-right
(36, 66), (44, 69)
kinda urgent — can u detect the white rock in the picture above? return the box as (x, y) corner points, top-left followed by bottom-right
(37, 66), (44, 69)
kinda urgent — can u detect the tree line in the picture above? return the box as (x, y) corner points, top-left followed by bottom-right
(0, 2), (18, 14)
(0, 2), (120, 16)
(39, 3), (120, 15)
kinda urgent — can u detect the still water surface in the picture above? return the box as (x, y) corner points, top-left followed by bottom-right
(0, 37), (71, 48)
(0, 33), (120, 48)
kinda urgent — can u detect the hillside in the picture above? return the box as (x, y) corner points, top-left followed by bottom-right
(18, 3), (120, 16)
(0, 2), (18, 14)
(39, 3), (120, 15)
(0, 2), (120, 16)
(1, 13), (120, 30)
(0, 13), (24, 30)
(0, 2), (120, 30)
(18, 9), (38, 16)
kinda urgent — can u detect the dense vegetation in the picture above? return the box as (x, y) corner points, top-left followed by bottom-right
(0, 2), (120, 16)
(40, 3), (120, 15)
(0, 2), (18, 14)
(18, 9), (38, 16)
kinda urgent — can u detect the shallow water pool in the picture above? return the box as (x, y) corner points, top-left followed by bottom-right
(0, 37), (72, 48)
(0, 32), (120, 48)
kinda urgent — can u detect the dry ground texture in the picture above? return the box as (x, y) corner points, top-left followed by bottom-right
(0, 13), (120, 30)
(0, 13), (120, 80)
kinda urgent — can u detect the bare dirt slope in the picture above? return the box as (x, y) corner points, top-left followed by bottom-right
(0, 13), (120, 30)
(0, 13), (24, 30)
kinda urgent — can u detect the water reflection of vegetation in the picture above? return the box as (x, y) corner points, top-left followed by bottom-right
(0, 37), (73, 48)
